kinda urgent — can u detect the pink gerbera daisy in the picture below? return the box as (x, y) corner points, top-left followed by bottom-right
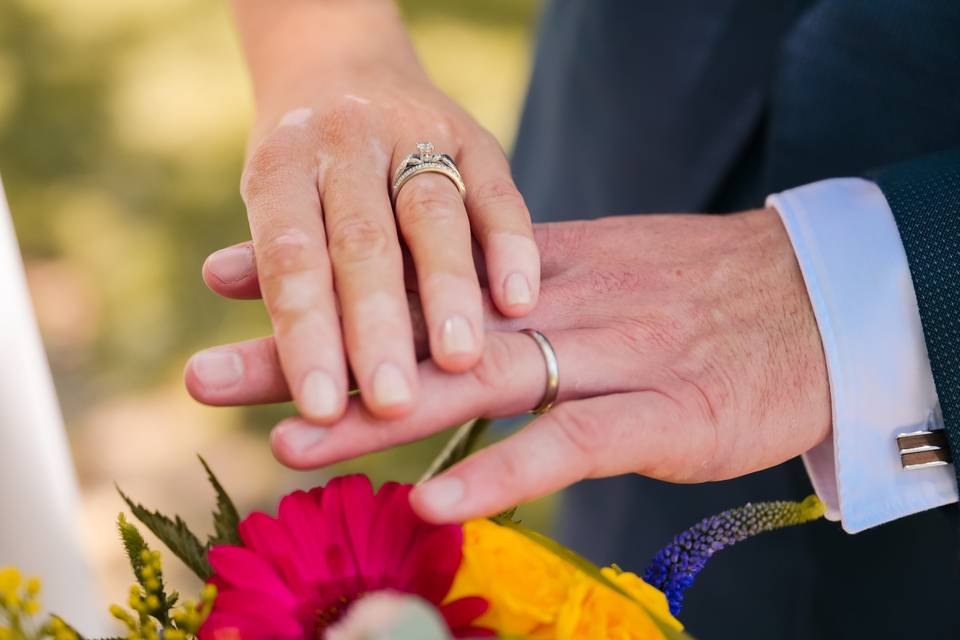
(200, 475), (490, 639)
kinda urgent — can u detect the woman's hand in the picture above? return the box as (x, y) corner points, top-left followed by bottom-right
(214, 1), (539, 422)
(187, 210), (830, 523)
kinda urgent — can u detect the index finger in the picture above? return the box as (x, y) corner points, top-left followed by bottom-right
(241, 125), (348, 423)
(410, 391), (684, 523)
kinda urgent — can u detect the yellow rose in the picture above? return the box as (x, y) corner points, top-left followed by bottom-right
(555, 568), (683, 640)
(606, 567), (681, 632)
(447, 520), (682, 639)
(447, 519), (578, 636)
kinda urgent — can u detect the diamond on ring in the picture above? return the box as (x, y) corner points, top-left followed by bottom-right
(417, 142), (434, 159)
(392, 141), (465, 202)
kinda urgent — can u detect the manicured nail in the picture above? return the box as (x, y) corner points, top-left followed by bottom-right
(191, 350), (243, 389)
(206, 245), (254, 283)
(300, 370), (340, 420)
(417, 477), (465, 514)
(504, 272), (532, 307)
(372, 362), (413, 408)
(439, 315), (476, 356)
(277, 423), (328, 452)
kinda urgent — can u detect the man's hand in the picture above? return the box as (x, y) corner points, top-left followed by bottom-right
(219, 0), (539, 425)
(187, 210), (830, 523)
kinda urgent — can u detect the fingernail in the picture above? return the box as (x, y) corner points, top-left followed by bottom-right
(207, 245), (254, 283)
(277, 423), (328, 452)
(504, 272), (532, 307)
(440, 315), (476, 356)
(300, 370), (340, 420)
(372, 362), (413, 408)
(417, 477), (465, 513)
(191, 350), (243, 389)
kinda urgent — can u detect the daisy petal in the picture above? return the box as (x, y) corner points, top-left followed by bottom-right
(278, 490), (334, 582)
(208, 546), (297, 608)
(333, 475), (377, 584)
(213, 589), (303, 634)
(366, 483), (419, 590)
(403, 525), (464, 603)
(239, 512), (311, 590)
(440, 596), (490, 632)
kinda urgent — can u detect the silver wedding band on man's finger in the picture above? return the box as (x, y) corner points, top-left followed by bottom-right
(520, 329), (559, 415)
(391, 142), (466, 202)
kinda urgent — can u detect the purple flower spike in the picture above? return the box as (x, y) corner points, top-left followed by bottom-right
(643, 495), (825, 616)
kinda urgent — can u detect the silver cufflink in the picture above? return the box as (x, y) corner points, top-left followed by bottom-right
(897, 430), (952, 470)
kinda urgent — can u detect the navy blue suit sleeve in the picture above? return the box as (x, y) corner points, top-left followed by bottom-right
(871, 148), (960, 488)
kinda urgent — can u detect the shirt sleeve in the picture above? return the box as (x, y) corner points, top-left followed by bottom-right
(767, 178), (957, 533)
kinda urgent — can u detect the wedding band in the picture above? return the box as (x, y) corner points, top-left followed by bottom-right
(520, 329), (559, 415)
(392, 142), (466, 202)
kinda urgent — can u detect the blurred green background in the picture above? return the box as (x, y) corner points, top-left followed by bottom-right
(0, 0), (548, 600)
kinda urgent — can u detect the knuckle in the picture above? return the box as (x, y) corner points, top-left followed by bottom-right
(474, 178), (526, 211)
(257, 231), (316, 280)
(317, 98), (372, 147)
(241, 139), (294, 203)
(474, 128), (505, 153)
(551, 406), (602, 461)
(584, 267), (644, 297)
(613, 312), (685, 355)
(327, 216), (389, 262)
(488, 447), (525, 487)
(397, 178), (462, 227)
(470, 335), (515, 390)
(537, 220), (588, 258)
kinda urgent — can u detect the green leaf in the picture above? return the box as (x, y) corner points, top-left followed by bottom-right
(165, 592), (180, 609)
(497, 520), (694, 640)
(419, 418), (490, 483)
(117, 485), (211, 581)
(198, 455), (242, 547)
(490, 507), (519, 525)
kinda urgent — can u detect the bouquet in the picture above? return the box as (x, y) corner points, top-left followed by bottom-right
(0, 420), (825, 639)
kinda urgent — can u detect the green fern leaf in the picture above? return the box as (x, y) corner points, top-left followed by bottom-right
(490, 507), (520, 525)
(198, 455), (242, 547)
(117, 486), (211, 581)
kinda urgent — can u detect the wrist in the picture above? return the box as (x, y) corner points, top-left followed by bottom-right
(232, 1), (422, 111)
(739, 206), (832, 450)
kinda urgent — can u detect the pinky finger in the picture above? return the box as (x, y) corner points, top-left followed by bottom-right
(459, 133), (540, 317)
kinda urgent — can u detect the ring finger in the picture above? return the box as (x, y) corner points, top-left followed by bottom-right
(269, 328), (633, 469)
(392, 139), (484, 372)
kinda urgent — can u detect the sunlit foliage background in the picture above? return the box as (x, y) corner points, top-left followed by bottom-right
(0, 0), (545, 603)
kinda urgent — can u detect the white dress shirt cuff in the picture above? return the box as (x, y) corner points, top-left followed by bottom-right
(767, 178), (957, 533)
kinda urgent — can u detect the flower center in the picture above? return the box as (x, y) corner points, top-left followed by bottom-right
(314, 592), (364, 639)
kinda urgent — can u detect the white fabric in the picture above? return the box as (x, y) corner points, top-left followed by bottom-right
(0, 177), (108, 634)
(768, 178), (958, 533)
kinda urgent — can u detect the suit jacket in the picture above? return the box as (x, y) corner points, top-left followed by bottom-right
(511, 1), (960, 637)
